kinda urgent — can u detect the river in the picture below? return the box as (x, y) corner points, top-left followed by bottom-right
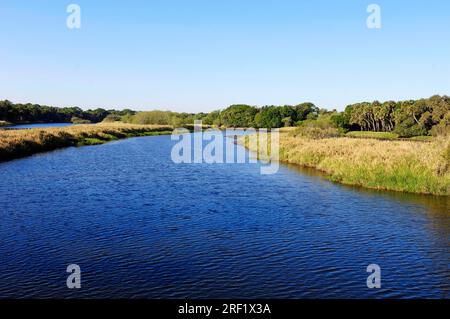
(0, 133), (448, 298)
(4, 123), (74, 129)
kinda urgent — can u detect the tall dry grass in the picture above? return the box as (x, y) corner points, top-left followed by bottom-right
(0, 123), (172, 162)
(242, 132), (450, 196)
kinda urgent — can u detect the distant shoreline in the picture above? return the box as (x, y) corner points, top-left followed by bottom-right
(2, 124), (449, 196)
(0, 124), (173, 162)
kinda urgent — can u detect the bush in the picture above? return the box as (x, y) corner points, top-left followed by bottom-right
(392, 116), (428, 137)
(102, 114), (122, 123)
(71, 117), (92, 124)
(131, 111), (172, 125)
(394, 123), (428, 138)
(221, 105), (258, 127)
(294, 118), (341, 138)
(430, 111), (450, 137)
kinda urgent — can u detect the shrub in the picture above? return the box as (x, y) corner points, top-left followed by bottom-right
(71, 117), (92, 124)
(102, 114), (122, 123)
(430, 111), (450, 137)
(394, 122), (428, 138)
(131, 111), (172, 125)
(296, 126), (341, 139)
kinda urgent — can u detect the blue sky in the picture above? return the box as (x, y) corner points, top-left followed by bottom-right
(1, 0), (449, 112)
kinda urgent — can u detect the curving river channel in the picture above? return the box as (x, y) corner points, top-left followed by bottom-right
(0, 133), (448, 298)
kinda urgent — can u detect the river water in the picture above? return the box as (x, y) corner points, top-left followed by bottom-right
(0, 134), (448, 298)
(4, 123), (74, 129)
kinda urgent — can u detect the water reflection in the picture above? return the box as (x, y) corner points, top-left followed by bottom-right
(285, 163), (449, 217)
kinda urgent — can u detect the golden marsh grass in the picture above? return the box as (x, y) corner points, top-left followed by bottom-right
(241, 132), (450, 196)
(0, 123), (173, 162)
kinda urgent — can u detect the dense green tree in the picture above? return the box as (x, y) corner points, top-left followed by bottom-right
(102, 114), (122, 122)
(330, 113), (349, 131)
(0, 100), (134, 124)
(1, 96), (448, 136)
(294, 103), (319, 121)
(220, 104), (258, 127)
(131, 110), (172, 125)
(254, 106), (283, 129)
(343, 95), (450, 136)
(202, 110), (221, 126)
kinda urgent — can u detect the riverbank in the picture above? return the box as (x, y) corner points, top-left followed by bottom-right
(0, 123), (173, 162)
(240, 132), (450, 196)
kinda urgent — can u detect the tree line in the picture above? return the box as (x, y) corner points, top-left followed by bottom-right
(203, 103), (321, 128)
(1, 95), (449, 137)
(331, 95), (450, 137)
(0, 100), (135, 124)
(121, 103), (321, 129)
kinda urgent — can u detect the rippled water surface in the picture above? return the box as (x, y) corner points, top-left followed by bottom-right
(0, 134), (448, 298)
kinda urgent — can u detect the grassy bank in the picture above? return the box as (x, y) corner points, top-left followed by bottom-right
(345, 131), (435, 142)
(241, 132), (450, 196)
(0, 123), (173, 162)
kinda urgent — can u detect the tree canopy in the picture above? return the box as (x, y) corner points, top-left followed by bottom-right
(338, 95), (450, 137)
(1, 95), (448, 137)
(0, 100), (135, 124)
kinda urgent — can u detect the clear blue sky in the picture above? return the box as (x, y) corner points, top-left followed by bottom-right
(1, 0), (449, 112)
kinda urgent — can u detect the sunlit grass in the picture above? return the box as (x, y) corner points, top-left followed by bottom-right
(0, 123), (173, 161)
(241, 132), (450, 196)
(408, 135), (434, 142)
(346, 131), (399, 140)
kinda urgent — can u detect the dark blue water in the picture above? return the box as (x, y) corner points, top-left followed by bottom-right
(0, 134), (448, 298)
(5, 123), (74, 129)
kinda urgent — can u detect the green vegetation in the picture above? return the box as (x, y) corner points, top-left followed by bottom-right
(408, 136), (435, 142)
(121, 110), (207, 127)
(334, 95), (450, 137)
(0, 100), (136, 124)
(71, 117), (92, 124)
(2, 95), (448, 195)
(127, 110), (174, 125)
(241, 132), (450, 196)
(0, 124), (173, 162)
(77, 137), (107, 146)
(101, 114), (123, 123)
(213, 103), (319, 128)
(119, 95), (449, 139)
(346, 131), (399, 140)
(0, 100), (319, 129)
(214, 96), (449, 139)
(220, 105), (259, 127)
(3, 95), (448, 139)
